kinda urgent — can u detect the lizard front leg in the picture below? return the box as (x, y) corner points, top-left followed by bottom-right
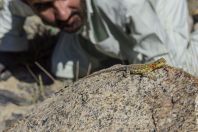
(123, 66), (130, 78)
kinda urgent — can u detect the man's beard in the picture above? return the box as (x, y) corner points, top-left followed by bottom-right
(51, 0), (87, 33)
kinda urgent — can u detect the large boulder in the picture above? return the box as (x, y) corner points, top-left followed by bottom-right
(6, 65), (198, 131)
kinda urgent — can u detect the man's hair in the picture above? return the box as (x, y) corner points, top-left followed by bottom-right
(25, 0), (43, 2)
(24, 0), (53, 4)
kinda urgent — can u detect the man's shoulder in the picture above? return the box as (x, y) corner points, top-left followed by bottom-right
(94, 0), (125, 10)
(93, 0), (127, 21)
(9, 0), (34, 17)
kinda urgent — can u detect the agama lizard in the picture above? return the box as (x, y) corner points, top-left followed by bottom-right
(84, 58), (166, 79)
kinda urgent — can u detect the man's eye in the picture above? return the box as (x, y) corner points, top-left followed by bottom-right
(33, 3), (52, 11)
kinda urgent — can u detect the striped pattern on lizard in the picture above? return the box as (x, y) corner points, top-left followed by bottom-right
(84, 58), (166, 79)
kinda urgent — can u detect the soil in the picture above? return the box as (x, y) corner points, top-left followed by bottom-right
(0, 65), (70, 131)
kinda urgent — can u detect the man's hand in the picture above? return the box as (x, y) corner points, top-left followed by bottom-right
(23, 15), (46, 39)
(23, 15), (60, 39)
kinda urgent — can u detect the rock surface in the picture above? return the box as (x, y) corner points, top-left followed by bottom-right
(5, 65), (198, 131)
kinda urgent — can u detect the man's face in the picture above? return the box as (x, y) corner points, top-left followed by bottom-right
(25, 0), (86, 33)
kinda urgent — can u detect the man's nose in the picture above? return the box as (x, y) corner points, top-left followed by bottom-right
(53, 2), (72, 21)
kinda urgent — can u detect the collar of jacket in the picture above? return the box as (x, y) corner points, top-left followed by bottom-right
(81, 0), (109, 43)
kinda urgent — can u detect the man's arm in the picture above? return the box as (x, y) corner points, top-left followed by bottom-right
(125, 0), (188, 60)
(124, 0), (198, 76)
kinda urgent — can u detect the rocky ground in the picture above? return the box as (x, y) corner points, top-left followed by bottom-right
(4, 65), (198, 131)
(0, 65), (70, 131)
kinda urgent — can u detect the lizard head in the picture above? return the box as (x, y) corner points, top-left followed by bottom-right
(153, 57), (166, 68)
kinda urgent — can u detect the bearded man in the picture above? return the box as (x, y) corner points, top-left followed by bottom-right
(0, 0), (198, 79)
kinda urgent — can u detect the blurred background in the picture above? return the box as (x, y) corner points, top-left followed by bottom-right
(0, 0), (198, 131)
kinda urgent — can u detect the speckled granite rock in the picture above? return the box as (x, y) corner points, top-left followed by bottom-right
(6, 65), (198, 131)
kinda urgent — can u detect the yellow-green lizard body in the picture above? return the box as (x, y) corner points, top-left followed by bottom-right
(85, 58), (166, 78)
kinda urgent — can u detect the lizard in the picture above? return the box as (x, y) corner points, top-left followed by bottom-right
(84, 57), (167, 79)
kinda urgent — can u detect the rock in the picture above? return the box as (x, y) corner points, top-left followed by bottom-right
(6, 65), (198, 131)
